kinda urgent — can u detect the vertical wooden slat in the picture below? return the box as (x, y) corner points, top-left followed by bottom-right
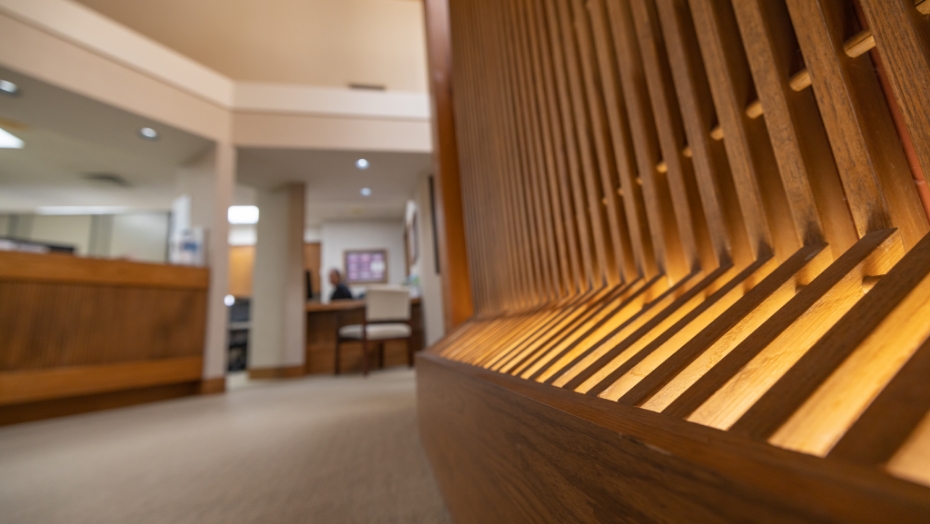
(688, 0), (799, 261)
(588, 0), (657, 279)
(604, 0), (689, 281)
(785, 0), (929, 248)
(543, 0), (600, 290)
(629, 0), (712, 273)
(654, 0), (751, 267)
(858, 0), (930, 220)
(731, 0), (858, 256)
(529, 0), (586, 295)
(569, 0), (632, 285)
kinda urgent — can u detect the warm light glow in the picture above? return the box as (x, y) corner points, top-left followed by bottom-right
(0, 128), (24, 149)
(504, 288), (632, 375)
(515, 291), (633, 380)
(769, 266), (930, 456)
(887, 412), (930, 487)
(548, 277), (681, 386)
(490, 309), (573, 372)
(640, 281), (797, 413)
(228, 205), (259, 224)
(597, 261), (773, 401)
(576, 269), (736, 395)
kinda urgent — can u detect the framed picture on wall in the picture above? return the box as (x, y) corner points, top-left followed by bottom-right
(343, 249), (388, 284)
(407, 210), (419, 266)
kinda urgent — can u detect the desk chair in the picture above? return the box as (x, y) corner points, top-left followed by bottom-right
(335, 286), (413, 375)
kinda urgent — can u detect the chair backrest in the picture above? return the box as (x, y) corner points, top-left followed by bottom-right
(365, 285), (411, 322)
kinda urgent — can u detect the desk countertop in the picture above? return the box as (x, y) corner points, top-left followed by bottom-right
(305, 297), (421, 313)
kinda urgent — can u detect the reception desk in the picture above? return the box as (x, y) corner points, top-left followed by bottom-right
(0, 251), (210, 425)
(305, 297), (423, 374)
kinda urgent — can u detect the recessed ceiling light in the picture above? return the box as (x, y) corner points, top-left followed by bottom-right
(228, 205), (259, 224)
(0, 128), (24, 149)
(139, 127), (159, 140)
(360, 187), (372, 196)
(0, 80), (19, 96)
(356, 158), (369, 170)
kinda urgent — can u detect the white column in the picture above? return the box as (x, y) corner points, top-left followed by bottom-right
(175, 143), (235, 383)
(414, 174), (446, 346)
(250, 183), (306, 373)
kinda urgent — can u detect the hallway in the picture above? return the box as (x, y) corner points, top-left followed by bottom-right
(0, 369), (452, 524)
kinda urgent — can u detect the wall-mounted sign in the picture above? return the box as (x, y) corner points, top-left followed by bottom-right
(344, 249), (388, 284)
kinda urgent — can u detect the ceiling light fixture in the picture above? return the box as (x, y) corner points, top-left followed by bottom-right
(356, 158), (369, 170)
(360, 187), (372, 196)
(228, 205), (259, 224)
(224, 294), (235, 307)
(0, 80), (19, 96)
(138, 127), (159, 140)
(0, 128), (23, 149)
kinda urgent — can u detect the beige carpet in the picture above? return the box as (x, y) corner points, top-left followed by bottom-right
(0, 368), (452, 524)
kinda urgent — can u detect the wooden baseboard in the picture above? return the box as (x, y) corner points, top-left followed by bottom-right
(198, 377), (226, 395)
(0, 357), (204, 405)
(0, 382), (200, 426)
(248, 365), (305, 380)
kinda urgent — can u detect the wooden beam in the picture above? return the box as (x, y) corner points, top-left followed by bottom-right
(423, 0), (475, 329)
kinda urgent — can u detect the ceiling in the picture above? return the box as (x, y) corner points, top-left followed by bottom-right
(237, 147), (431, 225)
(0, 67), (430, 222)
(0, 66), (214, 212)
(72, 0), (429, 91)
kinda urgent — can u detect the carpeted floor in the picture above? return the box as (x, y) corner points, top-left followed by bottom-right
(0, 368), (452, 524)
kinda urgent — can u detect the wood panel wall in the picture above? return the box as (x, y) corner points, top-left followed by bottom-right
(0, 251), (209, 423)
(228, 245), (255, 297)
(421, 0), (930, 520)
(304, 242), (321, 298)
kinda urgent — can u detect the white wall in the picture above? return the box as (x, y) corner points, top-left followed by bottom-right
(29, 215), (92, 255)
(109, 213), (169, 262)
(409, 174), (445, 346)
(1, 212), (169, 260)
(320, 219), (405, 302)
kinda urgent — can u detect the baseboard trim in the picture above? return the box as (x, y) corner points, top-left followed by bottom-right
(198, 377), (226, 395)
(0, 357), (204, 405)
(0, 382), (200, 426)
(248, 365), (305, 380)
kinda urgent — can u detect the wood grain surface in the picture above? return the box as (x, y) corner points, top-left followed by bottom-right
(421, 0), (930, 518)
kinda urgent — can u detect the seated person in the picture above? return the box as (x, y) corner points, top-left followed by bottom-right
(329, 269), (354, 301)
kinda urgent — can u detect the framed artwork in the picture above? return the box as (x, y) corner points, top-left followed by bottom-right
(407, 210), (419, 266)
(343, 249), (388, 284)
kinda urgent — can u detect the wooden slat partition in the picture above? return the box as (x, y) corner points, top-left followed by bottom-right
(421, 0), (930, 520)
(0, 251), (210, 422)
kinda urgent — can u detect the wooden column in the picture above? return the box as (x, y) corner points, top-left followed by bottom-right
(424, 0), (474, 330)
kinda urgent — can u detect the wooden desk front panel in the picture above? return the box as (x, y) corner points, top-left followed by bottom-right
(0, 252), (209, 415)
(0, 282), (206, 370)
